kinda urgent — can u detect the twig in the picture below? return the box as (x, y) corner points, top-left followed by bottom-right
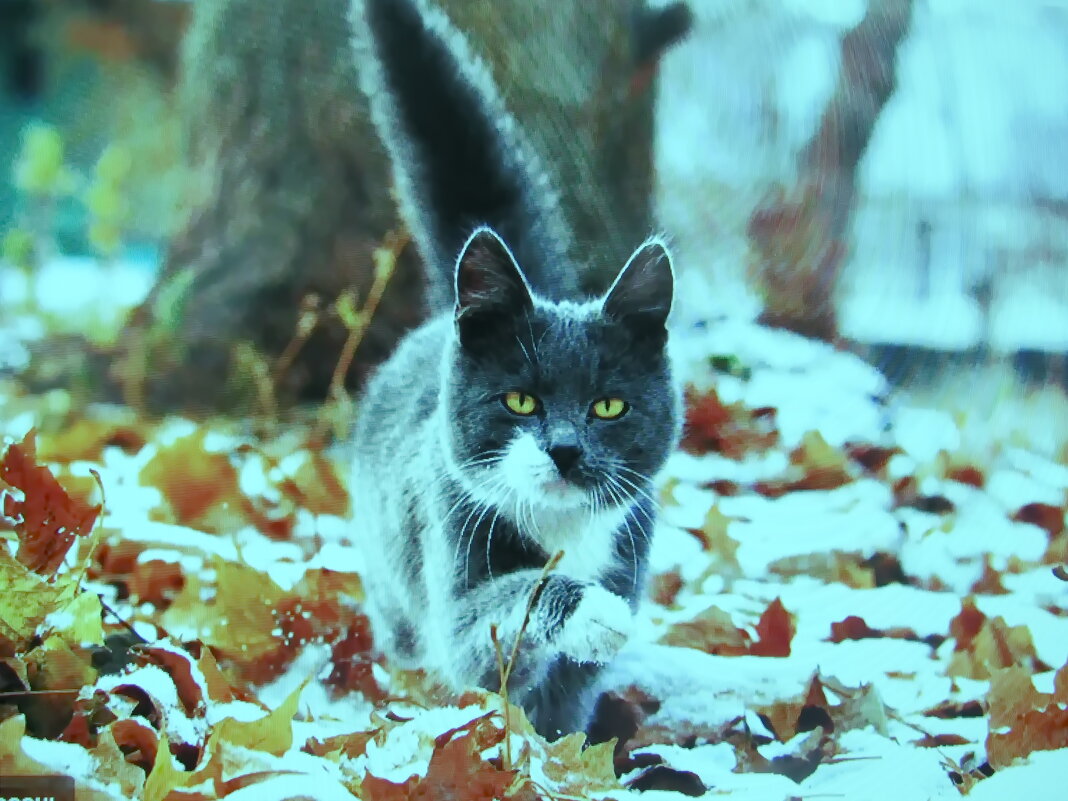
(490, 625), (512, 769)
(232, 341), (278, 425)
(273, 293), (321, 387)
(491, 550), (565, 772)
(97, 596), (149, 644)
(316, 229), (407, 440)
(329, 230), (406, 399)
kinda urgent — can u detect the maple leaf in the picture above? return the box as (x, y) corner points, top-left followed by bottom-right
(1, 429), (102, 576)
(985, 664), (1068, 768)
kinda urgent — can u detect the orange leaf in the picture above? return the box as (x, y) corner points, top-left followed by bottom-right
(139, 430), (241, 526)
(1, 429), (101, 576)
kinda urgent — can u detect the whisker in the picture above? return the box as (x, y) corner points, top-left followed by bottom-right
(602, 477), (641, 597)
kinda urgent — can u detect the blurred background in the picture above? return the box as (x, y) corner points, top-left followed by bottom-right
(0, 0), (1066, 454)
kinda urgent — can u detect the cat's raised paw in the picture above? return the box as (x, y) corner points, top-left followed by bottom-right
(554, 585), (633, 664)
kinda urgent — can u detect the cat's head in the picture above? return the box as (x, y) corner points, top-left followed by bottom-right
(443, 227), (681, 519)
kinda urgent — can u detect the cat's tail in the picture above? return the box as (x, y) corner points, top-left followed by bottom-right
(350, 0), (576, 314)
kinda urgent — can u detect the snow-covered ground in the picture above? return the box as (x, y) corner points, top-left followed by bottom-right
(3, 289), (1066, 798)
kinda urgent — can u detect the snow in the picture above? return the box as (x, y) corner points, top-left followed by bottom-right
(605, 644), (811, 724)
(222, 774), (358, 801)
(628, 741), (737, 786)
(801, 729), (959, 800)
(964, 749), (1068, 801)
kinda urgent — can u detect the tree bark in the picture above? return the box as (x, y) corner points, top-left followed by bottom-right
(122, 0), (683, 415)
(747, 0), (914, 341)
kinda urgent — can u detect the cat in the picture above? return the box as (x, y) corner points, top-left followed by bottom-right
(348, 0), (683, 739)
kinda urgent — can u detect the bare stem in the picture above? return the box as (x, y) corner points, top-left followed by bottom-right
(273, 293), (321, 387)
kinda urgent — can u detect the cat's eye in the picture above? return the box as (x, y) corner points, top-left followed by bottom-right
(503, 391), (539, 415)
(590, 397), (628, 420)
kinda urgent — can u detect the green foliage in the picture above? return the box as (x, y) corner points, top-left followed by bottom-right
(13, 123), (74, 198)
(85, 145), (132, 257)
(2, 228), (35, 272)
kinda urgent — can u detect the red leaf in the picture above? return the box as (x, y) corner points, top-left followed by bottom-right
(750, 598), (794, 657)
(949, 597), (986, 652)
(1012, 503), (1066, 538)
(1, 429), (101, 576)
(829, 615), (882, 643)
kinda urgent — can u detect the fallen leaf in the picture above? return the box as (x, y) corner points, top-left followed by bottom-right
(1012, 502), (1065, 538)
(680, 387), (777, 458)
(948, 611), (1046, 680)
(139, 430), (241, 528)
(2, 429), (101, 575)
(211, 674), (309, 757)
(985, 666), (1068, 769)
(750, 597), (794, 657)
(143, 733), (190, 801)
(37, 419), (146, 463)
(686, 503), (740, 567)
(650, 569), (684, 607)
(543, 731), (618, 793)
(0, 547), (73, 650)
(658, 604), (750, 655)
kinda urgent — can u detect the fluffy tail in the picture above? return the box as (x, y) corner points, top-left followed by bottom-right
(351, 0), (576, 313)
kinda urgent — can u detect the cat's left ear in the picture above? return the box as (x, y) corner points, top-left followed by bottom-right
(602, 237), (674, 332)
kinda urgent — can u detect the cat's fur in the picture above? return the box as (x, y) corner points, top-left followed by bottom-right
(349, 0), (682, 738)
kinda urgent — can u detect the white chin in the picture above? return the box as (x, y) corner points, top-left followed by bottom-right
(537, 479), (587, 508)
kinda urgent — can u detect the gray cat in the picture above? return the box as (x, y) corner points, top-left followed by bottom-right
(349, 0), (682, 739)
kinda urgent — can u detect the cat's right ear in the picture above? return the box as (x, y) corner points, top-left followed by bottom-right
(454, 227), (533, 345)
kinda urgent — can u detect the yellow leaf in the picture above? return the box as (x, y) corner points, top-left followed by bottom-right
(144, 733), (190, 801)
(50, 589), (105, 647)
(211, 674), (310, 756)
(0, 548), (66, 650)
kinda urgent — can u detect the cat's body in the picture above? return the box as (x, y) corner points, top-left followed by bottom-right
(349, 0), (682, 738)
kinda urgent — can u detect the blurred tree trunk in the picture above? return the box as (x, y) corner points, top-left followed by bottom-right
(747, 0), (914, 341)
(122, 0), (686, 416)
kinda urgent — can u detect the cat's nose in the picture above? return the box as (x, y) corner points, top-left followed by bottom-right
(548, 443), (582, 477)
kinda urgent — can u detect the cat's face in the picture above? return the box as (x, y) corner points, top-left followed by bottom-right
(443, 228), (680, 517)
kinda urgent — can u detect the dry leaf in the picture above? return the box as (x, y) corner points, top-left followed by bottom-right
(2, 429), (101, 575)
(985, 665), (1068, 768)
(750, 597), (794, 657)
(658, 604), (750, 655)
(211, 674), (309, 756)
(143, 732), (190, 801)
(139, 430), (241, 527)
(0, 547), (73, 650)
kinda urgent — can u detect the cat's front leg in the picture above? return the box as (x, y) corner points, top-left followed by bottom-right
(538, 580), (633, 665)
(453, 571), (634, 691)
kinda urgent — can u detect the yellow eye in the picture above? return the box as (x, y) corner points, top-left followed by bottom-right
(591, 397), (628, 420)
(503, 391), (539, 415)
